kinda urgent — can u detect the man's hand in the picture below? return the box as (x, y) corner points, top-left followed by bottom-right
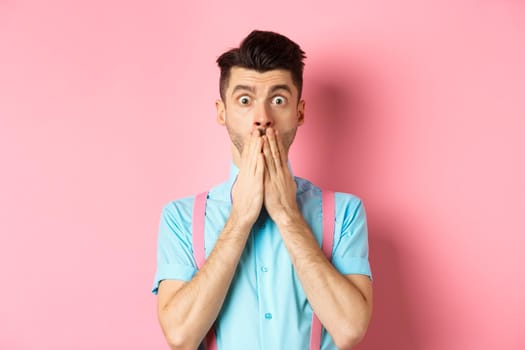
(231, 129), (265, 228)
(262, 127), (299, 224)
(158, 130), (265, 350)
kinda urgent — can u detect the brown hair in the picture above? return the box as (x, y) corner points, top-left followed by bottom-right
(216, 30), (306, 101)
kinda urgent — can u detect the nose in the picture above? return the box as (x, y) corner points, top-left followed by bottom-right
(253, 103), (273, 129)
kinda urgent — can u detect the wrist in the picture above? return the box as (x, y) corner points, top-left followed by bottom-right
(273, 207), (303, 228)
(228, 208), (256, 232)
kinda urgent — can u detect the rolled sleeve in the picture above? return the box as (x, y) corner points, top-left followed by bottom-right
(152, 263), (196, 294)
(152, 199), (197, 294)
(332, 194), (372, 280)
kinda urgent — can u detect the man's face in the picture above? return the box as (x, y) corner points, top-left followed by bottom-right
(216, 67), (305, 163)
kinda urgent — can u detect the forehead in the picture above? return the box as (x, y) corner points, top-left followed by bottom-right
(227, 67), (296, 94)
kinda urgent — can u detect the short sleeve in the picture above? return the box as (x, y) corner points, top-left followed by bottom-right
(151, 199), (198, 294)
(331, 194), (372, 280)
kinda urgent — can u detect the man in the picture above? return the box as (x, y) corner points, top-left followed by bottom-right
(152, 30), (373, 350)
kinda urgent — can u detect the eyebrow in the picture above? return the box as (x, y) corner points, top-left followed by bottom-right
(231, 85), (255, 96)
(230, 84), (293, 96)
(269, 84), (292, 95)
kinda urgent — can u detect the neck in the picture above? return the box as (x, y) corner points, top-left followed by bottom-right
(231, 144), (241, 168)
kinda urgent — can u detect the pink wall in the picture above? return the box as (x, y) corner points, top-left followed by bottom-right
(1, 1), (524, 349)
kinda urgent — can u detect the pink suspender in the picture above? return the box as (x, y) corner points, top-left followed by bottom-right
(192, 192), (218, 350)
(310, 190), (335, 349)
(192, 191), (208, 270)
(192, 190), (336, 350)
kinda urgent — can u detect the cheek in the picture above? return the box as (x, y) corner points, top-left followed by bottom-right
(275, 109), (299, 126)
(227, 108), (255, 126)
(225, 106), (248, 121)
(225, 115), (250, 136)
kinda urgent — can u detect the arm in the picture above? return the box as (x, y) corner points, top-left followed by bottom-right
(157, 215), (252, 350)
(262, 128), (373, 350)
(157, 130), (265, 350)
(275, 214), (373, 350)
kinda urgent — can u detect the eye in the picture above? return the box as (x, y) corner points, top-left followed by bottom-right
(238, 95), (251, 105)
(272, 96), (287, 105)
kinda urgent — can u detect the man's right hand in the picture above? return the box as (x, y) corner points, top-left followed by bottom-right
(158, 130), (265, 350)
(230, 129), (265, 229)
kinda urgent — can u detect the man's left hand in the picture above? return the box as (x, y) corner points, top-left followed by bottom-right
(262, 127), (299, 224)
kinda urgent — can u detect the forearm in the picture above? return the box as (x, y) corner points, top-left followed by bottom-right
(159, 214), (251, 349)
(277, 213), (372, 349)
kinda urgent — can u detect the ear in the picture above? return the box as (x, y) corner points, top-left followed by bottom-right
(297, 99), (305, 126)
(216, 99), (226, 126)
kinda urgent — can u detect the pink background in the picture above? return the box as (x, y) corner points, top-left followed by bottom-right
(1, 1), (524, 349)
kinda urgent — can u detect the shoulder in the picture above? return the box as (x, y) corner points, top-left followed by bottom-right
(334, 192), (364, 214)
(159, 195), (195, 229)
(160, 180), (229, 219)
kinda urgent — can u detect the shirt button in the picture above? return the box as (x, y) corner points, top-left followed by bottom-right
(264, 313), (273, 320)
(261, 266), (269, 272)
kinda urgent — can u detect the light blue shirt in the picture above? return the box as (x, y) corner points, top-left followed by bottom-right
(152, 163), (372, 350)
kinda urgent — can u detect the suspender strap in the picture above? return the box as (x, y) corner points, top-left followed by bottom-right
(321, 190), (336, 259)
(309, 190), (336, 350)
(192, 191), (208, 269)
(204, 330), (217, 350)
(192, 190), (336, 350)
(192, 192), (218, 350)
